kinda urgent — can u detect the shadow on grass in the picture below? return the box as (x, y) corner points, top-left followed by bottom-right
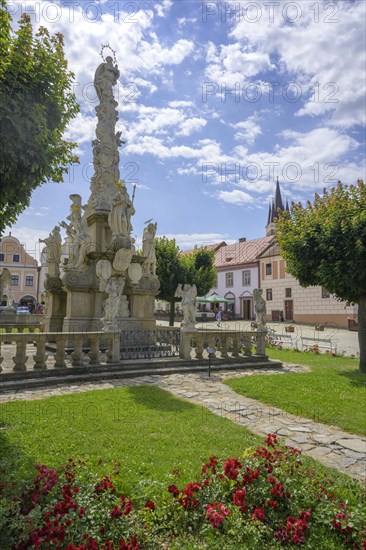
(0, 429), (36, 494)
(337, 368), (366, 388)
(125, 385), (196, 414)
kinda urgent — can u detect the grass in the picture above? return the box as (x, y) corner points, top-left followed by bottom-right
(225, 348), (366, 436)
(0, 386), (259, 493)
(1, 384), (365, 549)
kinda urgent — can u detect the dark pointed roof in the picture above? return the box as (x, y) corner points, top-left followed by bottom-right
(269, 177), (285, 222)
(267, 203), (272, 225)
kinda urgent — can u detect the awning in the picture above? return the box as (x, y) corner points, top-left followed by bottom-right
(196, 295), (234, 304)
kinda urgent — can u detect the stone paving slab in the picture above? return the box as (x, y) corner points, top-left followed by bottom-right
(0, 363), (365, 483)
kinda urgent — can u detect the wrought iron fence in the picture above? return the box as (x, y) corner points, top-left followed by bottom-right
(120, 329), (180, 360)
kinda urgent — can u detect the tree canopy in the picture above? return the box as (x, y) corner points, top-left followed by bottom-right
(0, 1), (79, 235)
(275, 180), (366, 372)
(155, 238), (217, 326)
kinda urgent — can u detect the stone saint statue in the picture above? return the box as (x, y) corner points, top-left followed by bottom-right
(175, 283), (197, 329)
(102, 276), (126, 330)
(253, 288), (267, 330)
(142, 222), (157, 276)
(94, 56), (120, 103)
(61, 195), (91, 271)
(108, 184), (135, 239)
(40, 226), (62, 277)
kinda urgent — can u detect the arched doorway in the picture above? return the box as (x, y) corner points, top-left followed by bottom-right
(19, 295), (37, 312)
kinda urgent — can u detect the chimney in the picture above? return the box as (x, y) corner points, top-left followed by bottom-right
(239, 237), (246, 243)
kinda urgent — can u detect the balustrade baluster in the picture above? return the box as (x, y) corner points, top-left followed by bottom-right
(231, 333), (239, 357)
(220, 334), (228, 358)
(71, 335), (84, 367)
(89, 335), (101, 366)
(255, 331), (267, 356)
(243, 334), (252, 356)
(12, 339), (28, 372)
(54, 335), (67, 368)
(33, 335), (47, 369)
(106, 334), (120, 363)
(195, 334), (204, 359)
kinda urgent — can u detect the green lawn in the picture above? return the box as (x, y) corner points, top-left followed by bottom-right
(0, 386), (259, 494)
(225, 349), (366, 436)
(1, 384), (364, 549)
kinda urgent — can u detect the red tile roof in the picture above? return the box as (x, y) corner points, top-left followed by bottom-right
(180, 241), (227, 256)
(214, 236), (275, 268)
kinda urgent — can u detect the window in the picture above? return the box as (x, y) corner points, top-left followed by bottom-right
(11, 275), (19, 286)
(213, 277), (218, 288)
(25, 276), (34, 287)
(285, 288), (292, 298)
(265, 263), (272, 275)
(322, 287), (330, 298)
(266, 289), (273, 301)
(226, 272), (233, 287)
(13, 254), (20, 262)
(242, 270), (251, 286)
(0, 253), (4, 261)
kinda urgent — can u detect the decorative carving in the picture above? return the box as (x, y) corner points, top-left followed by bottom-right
(128, 262), (143, 285)
(139, 276), (160, 292)
(113, 248), (133, 273)
(96, 259), (112, 291)
(62, 263), (96, 290)
(44, 276), (62, 292)
(89, 51), (123, 213)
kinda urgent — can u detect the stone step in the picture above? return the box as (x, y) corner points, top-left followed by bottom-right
(0, 359), (282, 393)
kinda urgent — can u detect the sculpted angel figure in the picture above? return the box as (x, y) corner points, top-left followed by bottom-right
(253, 288), (267, 330)
(175, 283), (197, 326)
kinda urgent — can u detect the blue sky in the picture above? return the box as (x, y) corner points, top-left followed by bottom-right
(5, 0), (366, 258)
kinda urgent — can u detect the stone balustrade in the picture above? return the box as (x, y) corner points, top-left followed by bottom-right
(180, 329), (267, 360)
(0, 328), (267, 375)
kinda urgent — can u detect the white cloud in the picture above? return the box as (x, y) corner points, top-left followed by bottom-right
(177, 117), (207, 136)
(229, 1), (366, 128)
(232, 116), (262, 144)
(155, 0), (173, 18)
(158, 233), (234, 249)
(217, 190), (254, 205)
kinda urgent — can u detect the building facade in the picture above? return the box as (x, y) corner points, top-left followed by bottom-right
(205, 179), (358, 328)
(0, 233), (40, 309)
(209, 236), (275, 319)
(258, 242), (357, 328)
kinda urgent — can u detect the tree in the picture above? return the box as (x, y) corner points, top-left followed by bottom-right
(275, 180), (366, 372)
(0, 1), (79, 235)
(155, 238), (217, 326)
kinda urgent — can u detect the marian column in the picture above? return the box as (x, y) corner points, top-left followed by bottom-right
(45, 49), (160, 334)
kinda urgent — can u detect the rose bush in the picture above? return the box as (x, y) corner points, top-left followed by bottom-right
(1, 435), (365, 549)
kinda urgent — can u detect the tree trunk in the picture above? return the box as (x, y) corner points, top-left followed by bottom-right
(169, 300), (175, 327)
(358, 295), (366, 373)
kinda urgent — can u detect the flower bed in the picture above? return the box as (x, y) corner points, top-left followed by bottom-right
(1, 435), (365, 549)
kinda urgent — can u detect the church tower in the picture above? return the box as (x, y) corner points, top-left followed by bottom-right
(266, 177), (289, 236)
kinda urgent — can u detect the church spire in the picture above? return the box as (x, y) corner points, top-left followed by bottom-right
(267, 202), (272, 225)
(266, 178), (286, 235)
